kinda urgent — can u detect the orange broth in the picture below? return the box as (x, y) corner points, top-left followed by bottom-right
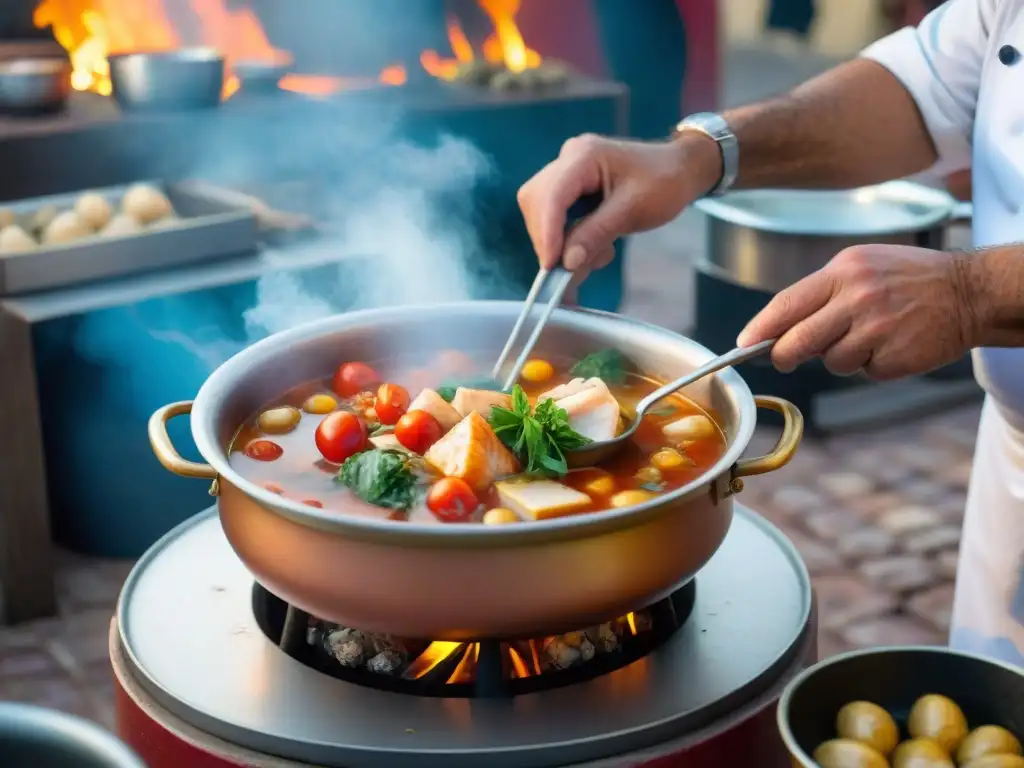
(228, 351), (727, 525)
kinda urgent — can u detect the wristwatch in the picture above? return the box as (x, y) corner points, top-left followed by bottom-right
(673, 112), (739, 197)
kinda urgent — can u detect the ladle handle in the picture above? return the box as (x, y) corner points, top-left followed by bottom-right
(634, 339), (777, 417)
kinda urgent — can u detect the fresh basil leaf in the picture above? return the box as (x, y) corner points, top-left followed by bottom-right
(338, 449), (418, 510)
(570, 349), (628, 386)
(486, 385), (589, 477)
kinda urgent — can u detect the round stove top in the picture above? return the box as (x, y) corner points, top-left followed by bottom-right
(116, 506), (812, 768)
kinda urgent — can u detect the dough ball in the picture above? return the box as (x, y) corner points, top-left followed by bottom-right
(0, 208), (15, 229)
(28, 204), (58, 235)
(74, 192), (113, 231)
(101, 213), (142, 238)
(148, 215), (181, 230)
(0, 225), (37, 254)
(122, 184), (174, 224)
(43, 211), (91, 245)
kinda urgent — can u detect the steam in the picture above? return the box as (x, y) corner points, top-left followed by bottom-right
(70, 112), (498, 414)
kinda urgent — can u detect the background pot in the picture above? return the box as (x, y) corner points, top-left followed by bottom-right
(0, 702), (145, 768)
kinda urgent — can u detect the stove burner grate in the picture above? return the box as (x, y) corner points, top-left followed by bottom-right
(252, 581), (697, 699)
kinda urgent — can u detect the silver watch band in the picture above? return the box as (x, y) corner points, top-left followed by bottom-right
(674, 112), (739, 197)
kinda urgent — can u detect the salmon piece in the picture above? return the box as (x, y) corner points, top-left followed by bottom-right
(538, 377), (600, 403)
(555, 380), (620, 442)
(424, 412), (520, 491)
(407, 388), (462, 432)
(495, 479), (593, 521)
(451, 388), (511, 419)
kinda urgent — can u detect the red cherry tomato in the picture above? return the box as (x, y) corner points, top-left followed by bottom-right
(426, 478), (479, 522)
(315, 411), (367, 464)
(245, 439), (283, 461)
(302, 499), (324, 508)
(375, 382), (410, 425)
(394, 410), (443, 454)
(332, 362), (380, 398)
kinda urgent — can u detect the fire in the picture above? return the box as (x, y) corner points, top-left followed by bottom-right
(421, 0), (540, 81)
(34, 0), (404, 99)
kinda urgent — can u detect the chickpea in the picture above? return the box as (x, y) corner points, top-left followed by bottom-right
(652, 448), (692, 471)
(303, 394), (337, 414)
(610, 489), (656, 508)
(483, 507), (520, 525)
(520, 359), (554, 383)
(580, 472), (616, 496)
(258, 406), (301, 434)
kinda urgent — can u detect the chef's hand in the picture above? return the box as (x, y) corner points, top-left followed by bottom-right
(737, 244), (973, 380)
(517, 133), (722, 275)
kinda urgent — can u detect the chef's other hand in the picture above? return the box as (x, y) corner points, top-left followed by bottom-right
(737, 245), (972, 380)
(517, 133), (722, 273)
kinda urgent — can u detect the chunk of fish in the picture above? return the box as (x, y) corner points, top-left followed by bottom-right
(555, 380), (620, 442)
(538, 377), (600, 403)
(495, 479), (592, 521)
(424, 412), (520, 492)
(451, 388), (512, 419)
(662, 414), (716, 441)
(407, 388), (462, 432)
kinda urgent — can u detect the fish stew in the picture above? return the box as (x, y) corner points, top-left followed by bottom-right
(228, 349), (727, 525)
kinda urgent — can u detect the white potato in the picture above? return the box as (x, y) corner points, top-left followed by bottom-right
(74, 192), (113, 230)
(0, 225), (37, 254)
(43, 211), (91, 245)
(101, 213), (143, 238)
(122, 184), (174, 224)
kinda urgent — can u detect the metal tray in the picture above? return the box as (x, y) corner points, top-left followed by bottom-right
(0, 180), (258, 295)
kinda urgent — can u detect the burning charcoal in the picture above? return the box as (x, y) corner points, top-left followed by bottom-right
(579, 638), (596, 663)
(585, 624), (619, 654)
(541, 637), (582, 671)
(368, 634), (412, 662)
(453, 59), (500, 86)
(535, 62), (569, 87)
(632, 612), (654, 634)
(561, 631), (585, 649)
(366, 649), (404, 676)
(324, 628), (368, 668)
(489, 70), (521, 92)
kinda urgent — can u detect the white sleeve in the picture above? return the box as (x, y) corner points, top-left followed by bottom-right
(861, 0), (1000, 175)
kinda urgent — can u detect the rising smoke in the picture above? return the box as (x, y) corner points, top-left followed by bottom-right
(70, 108), (498, 414)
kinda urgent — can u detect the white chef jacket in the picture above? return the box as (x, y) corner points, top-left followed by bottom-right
(863, 0), (1024, 665)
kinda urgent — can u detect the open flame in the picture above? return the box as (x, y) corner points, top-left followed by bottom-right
(35, 0), (536, 99)
(33, 0), (405, 99)
(421, 0), (540, 81)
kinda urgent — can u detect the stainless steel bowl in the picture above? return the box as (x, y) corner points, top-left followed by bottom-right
(109, 48), (224, 112)
(0, 702), (145, 767)
(0, 57), (71, 113)
(149, 302), (803, 640)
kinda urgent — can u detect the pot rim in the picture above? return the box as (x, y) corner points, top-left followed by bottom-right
(776, 644), (1024, 764)
(191, 301), (758, 541)
(695, 180), (956, 237)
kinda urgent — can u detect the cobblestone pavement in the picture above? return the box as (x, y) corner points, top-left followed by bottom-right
(0, 400), (982, 730)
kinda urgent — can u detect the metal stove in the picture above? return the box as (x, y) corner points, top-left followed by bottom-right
(110, 505), (817, 767)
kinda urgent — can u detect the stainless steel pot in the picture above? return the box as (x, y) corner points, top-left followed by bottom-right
(148, 303), (803, 640)
(0, 702), (145, 768)
(0, 57), (71, 113)
(109, 48), (224, 112)
(695, 180), (973, 294)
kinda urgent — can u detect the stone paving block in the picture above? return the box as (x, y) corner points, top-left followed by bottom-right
(840, 616), (944, 648)
(877, 506), (943, 537)
(813, 575), (899, 633)
(783, 530), (844, 575)
(1, 675), (100, 721)
(49, 609), (116, 670)
(858, 555), (937, 593)
(804, 508), (864, 544)
(816, 630), (854, 661)
(818, 472), (876, 500)
(936, 550), (961, 580)
(837, 528), (897, 562)
(768, 486), (827, 517)
(845, 491), (910, 521)
(907, 584), (956, 634)
(903, 526), (962, 557)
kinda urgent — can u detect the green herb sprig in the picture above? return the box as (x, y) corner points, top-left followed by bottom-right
(338, 449), (419, 510)
(570, 349), (628, 386)
(487, 386), (590, 477)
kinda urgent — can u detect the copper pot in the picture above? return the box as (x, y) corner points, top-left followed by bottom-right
(148, 302), (803, 640)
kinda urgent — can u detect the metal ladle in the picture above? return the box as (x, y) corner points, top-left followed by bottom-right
(565, 338), (777, 469)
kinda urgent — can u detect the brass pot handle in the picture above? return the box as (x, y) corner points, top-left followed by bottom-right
(148, 401), (218, 480)
(732, 396), (804, 481)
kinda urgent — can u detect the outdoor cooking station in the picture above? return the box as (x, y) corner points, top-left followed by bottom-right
(111, 505), (817, 768)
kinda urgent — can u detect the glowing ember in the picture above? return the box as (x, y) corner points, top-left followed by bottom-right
(34, 0), (404, 100)
(626, 612), (638, 635)
(421, 0), (540, 82)
(404, 641), (462, 679)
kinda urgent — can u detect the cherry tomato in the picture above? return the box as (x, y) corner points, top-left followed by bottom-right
(315, 411), (367, 464)
(394, 409), (443, 454)
(427, 478), (479, 522)
(245, 439), (283, 461)
(332, 362), (380, 397)
(375, 382), (410, 425)
(302, 499), (324, 508)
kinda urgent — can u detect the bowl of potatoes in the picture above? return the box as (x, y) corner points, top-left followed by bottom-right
(779, 646), (1024, 767)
